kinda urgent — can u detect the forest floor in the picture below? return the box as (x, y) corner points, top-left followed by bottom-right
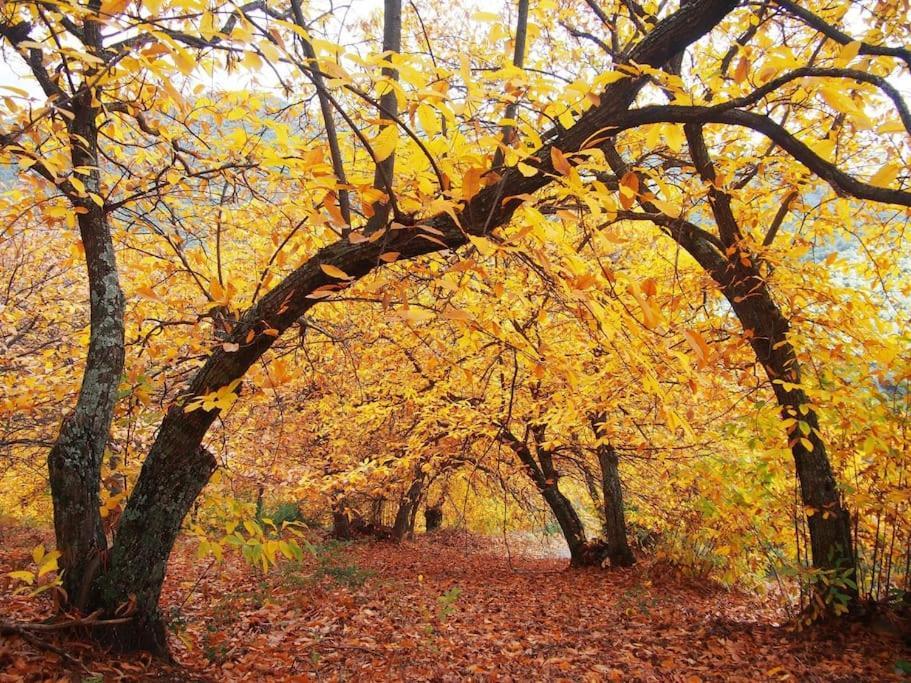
(0, 523), (908, 681)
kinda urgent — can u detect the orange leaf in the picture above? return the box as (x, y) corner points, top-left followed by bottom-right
(550, 147), (573, 175)
(320, 263), (352, 280)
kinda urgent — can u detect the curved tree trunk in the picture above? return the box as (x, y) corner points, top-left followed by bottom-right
(667, 220), (855, 588)
(499, 426), (597, 566)
(682, 120), (854, 588)
(93, 414), (217, 654)
(725, 258), (855, 581)
(542, 483), (592, 567)
(604, 115), (856, 593)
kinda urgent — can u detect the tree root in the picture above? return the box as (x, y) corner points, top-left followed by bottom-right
(1, 622), (82, 668)
(0, 613), (134, 669)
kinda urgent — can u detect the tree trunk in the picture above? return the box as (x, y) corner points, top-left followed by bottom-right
(590, 414), (635, 567)
(596, 444), (635, 567)
(48, 89), (126, 609)
(726, 260), (854, 582)
(541, 482), (592, 567)
(685, 122), (854, 587)
(392, 475), (423, 541)
(606, 112), (857, 591)
(499, 426), (600, 566)
(332, 499), (354, 540)
(91, 408), (217, 654)
(424, 504), (443, 532)
(673, 229), (855, 588)
(369, 497), (385, 526)
(366, 0), (402, 232)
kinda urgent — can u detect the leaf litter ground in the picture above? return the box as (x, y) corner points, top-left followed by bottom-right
(1, 524), (907, 681)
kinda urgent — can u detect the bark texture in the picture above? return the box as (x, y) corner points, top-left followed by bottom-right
(590, 415), (635, 567)
(48, 82), (125, 608)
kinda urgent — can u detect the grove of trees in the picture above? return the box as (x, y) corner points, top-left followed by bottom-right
(1, 0), (909, 662)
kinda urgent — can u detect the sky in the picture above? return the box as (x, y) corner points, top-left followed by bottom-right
(0, 3), (907, 129)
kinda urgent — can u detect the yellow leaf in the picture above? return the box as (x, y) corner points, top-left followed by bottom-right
(517, 162), (538, 177)
(8, 570), (34, 585)
(371, 125), (398, 162)
(819, 86), (857, 115)
(37, 552), (61, 577)
(836, 40), (861, 65)
(416, 104), (440, 136)
(468, 235), (497, 258)
(664, 125), (684, 154)
(628, 282), (661, 329)
(876, 119), (905, 134)
(596, 71), (628, 86)
(650, 197), (680, 218)
(31, 545), (45, 565)
(199, 11), (216, 41)
(173, 48), (196, 76)
(101, 0), (130, 15)
(557, 107), (575, 129)
(242, 51), (263, 70)
(869, 162), (900, 188)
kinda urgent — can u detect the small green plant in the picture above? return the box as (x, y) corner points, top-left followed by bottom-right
(791, 553), (857, 627)
(617, 583), (657, 617)
(318, 562), (374, 588)
(418, 586), (462, 648)
(311, 540), (374, 588)
(437, 586), (461, 621)
(165, 604), (193, 649)
(202, 625), (230, 664)
(264, 501), (302, 526)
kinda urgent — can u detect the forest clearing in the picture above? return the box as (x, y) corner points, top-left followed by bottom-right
(1, 0), (911, 678)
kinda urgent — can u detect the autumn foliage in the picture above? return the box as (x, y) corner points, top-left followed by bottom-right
(1, 0), (910, 676)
